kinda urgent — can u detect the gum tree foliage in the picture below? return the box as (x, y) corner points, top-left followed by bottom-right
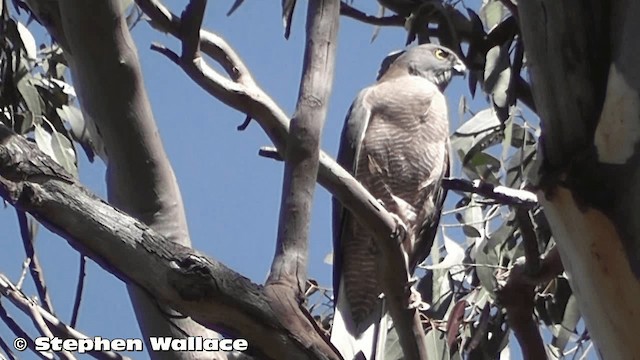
(0, 0), (618, 359)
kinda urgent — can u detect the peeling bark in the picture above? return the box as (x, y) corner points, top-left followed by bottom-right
(520, 0), (640, 357)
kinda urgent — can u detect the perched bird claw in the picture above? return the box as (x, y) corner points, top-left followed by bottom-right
(390, 212), (408, 243)
(408, 285), (430, 311)
(376, 198), (408, 242)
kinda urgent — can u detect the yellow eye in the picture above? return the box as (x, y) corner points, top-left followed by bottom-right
(434, 49), (448, 60)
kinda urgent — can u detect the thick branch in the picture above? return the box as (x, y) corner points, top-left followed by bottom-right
(0, 124), (332, 360)
(265, 0), (340, 356)
(267, 0), (339, 305)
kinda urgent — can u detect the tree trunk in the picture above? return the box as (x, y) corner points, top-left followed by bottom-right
(57, 1), (223, 358)
(519, 1), (640, 358)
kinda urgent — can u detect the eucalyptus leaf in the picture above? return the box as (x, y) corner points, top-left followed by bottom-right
(454, 108), (500, 135)
(34, 122), (56, 160)
(475, 236), (499, 296)
(16, 21), (37, 60)
(426, 329), (450, 360)
(479, 0), (507, 32)
(50, 128), (78, 177)
(16, 76), (43, 118)
(484, 44), (512, 110)
(552, 294), (580, 352)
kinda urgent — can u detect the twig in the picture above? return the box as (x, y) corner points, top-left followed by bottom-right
(70, 255), (86, 328)
(0, 274), (130, 360)
(442, 178), (538, 207)
(515, 208), (540, 274)
(258, 146), (283, 161)
(0, 335), (17, 360)
(237, 116), (252, 131)
(339, 1), (405, 26)
(0, 301), (52, 360)
(16, 210), (55, 314)
(27, 301), (76, 360)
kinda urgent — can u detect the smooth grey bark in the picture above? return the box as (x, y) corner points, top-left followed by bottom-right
(56, 1), (222, 359)
(263, 0), (342, 358)
(519, 0), (640, 357)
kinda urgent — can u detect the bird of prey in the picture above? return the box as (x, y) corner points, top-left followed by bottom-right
(330, 44), (465, 360)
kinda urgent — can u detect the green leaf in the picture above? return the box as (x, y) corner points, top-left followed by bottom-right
(479, 0), (507, 32)
(454, 109), (500, 135)
(34, 121), (78, 177)
(17, 76), (43, 118)
(552, 294), (581, 351)
(16, 21), (37, 61)
(458, 95), (466, 123)
(462, 152), (501, 184)
(50, 128), (78, 177)
(426, 329), (450, 360)
(34, 122), (55, 158)
(484, 44), (512, 109)
(383, 326), (403, 360)
(475, 251), (498, 295)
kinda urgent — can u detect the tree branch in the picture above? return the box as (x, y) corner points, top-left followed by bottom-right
(0, 301), (52, 360)
(442, 178), (538, 207)
(0, 123), (333, 360)
(0, 273), (132, 360)
(339, 1), (405, 27)
(265, 0), (341, 356)
(15, 210), (55, 314)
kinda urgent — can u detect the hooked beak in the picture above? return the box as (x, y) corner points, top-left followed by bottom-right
(453, 61), (467, 77)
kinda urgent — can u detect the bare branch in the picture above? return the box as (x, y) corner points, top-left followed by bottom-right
(0, 335), (17, 360)
(57, 0), (223, 354)
(70, 255), (87, 328)
(339, 1), (405, 26)
(264, 0), (341, 356)
(516, 208), (540, 273)
(442, 178), (538, 207)
(27, 301), (76, 360)
(0, 301), (52, 360)
(15, 210), (55, 313)
(267, 0), (339, 306)
(0, 274), (131, 360)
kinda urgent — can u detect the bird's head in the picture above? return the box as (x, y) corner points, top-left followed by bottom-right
(380, 44), (466, 90)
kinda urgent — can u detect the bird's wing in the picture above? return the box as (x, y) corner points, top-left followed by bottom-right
(332, 86), (373, 299)
(410, 142), (450, 270)
(405, 88), (451, 271)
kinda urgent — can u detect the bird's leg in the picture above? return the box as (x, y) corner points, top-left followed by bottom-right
(377, 198), (408, 244)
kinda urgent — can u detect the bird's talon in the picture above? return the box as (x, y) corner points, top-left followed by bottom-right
(389, 212), (408, 242)
(408, 286), (430, 311)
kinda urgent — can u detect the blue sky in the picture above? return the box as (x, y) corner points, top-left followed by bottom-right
(0, 1), (560, 359)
